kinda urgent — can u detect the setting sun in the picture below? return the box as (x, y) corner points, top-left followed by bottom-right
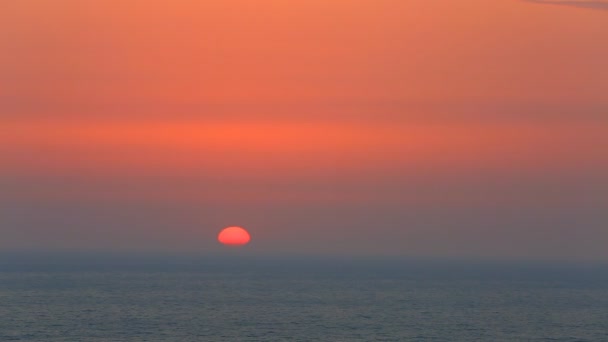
(218, 226), (251, 246)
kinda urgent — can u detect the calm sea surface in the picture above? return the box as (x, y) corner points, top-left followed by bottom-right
(1, 256), (607, 341)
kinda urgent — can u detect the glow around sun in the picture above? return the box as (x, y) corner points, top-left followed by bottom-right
(218, 226), (251, 246)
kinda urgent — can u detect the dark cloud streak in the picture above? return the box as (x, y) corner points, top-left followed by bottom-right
(525, 0), (608, 11)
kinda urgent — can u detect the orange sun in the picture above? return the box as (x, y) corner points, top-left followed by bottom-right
(218, 226), (251, 246)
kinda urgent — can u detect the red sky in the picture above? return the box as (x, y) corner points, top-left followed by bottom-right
(1, 0), (607, 259)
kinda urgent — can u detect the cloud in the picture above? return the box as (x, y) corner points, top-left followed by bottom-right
(525, 0), (608, 11)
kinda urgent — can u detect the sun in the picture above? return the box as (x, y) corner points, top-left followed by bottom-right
(218, 226), (251, 246)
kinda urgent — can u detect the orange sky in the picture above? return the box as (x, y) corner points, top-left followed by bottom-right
(3, 0), (608, 109)
(1, 0), (607, 259)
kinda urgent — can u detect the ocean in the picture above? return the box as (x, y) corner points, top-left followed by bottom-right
(1, 256), (607, 341)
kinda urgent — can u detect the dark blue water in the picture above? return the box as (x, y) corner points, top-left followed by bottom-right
(1, 256), (607, 341)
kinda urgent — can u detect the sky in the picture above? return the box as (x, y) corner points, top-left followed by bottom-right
(1, 0), (607, 260)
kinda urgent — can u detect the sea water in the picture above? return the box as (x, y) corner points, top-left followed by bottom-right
(1, 256), (607, 341)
